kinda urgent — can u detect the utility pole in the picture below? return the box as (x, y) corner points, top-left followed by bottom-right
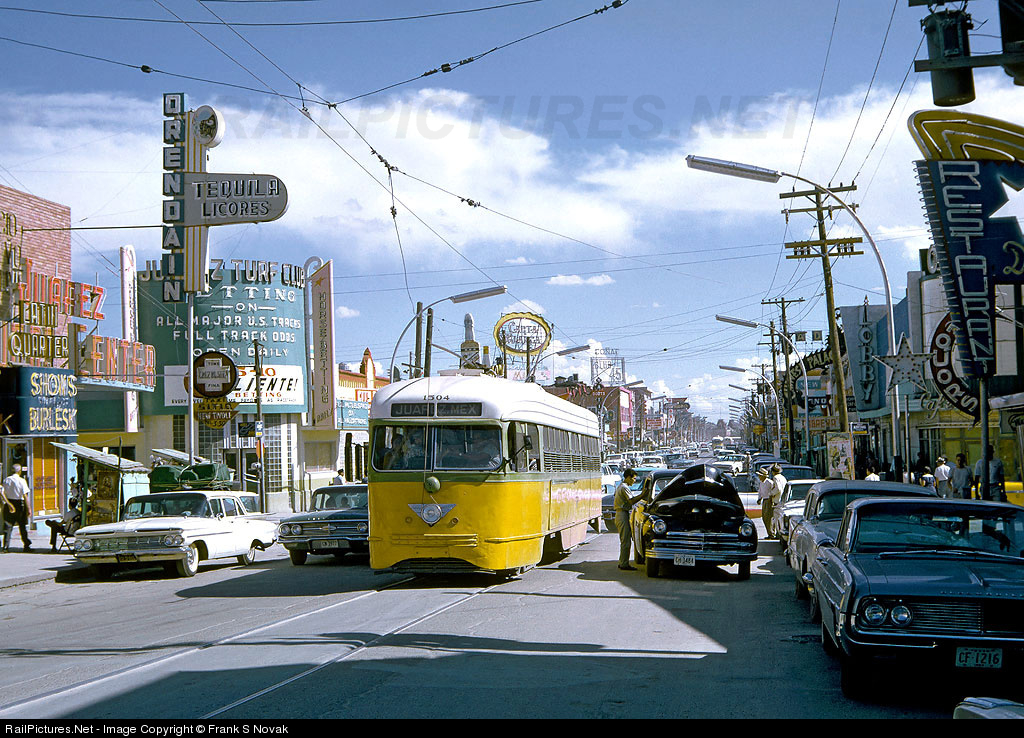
(762, 297), (804, 462)
(782, 185), (861, 436)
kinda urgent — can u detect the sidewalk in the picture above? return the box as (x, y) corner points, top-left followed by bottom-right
(0, 524), (90, 590)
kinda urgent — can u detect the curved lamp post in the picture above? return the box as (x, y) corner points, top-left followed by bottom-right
(725, 373), (782, 457)
(390, 285), (507, 381)
(716, 314), (812, 464)
(690, 155), (900, 470)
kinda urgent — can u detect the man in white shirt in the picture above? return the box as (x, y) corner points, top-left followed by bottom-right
(1, 464), (33, 552)
(933, 456), (953, 498)
(864, 466), (880, 482)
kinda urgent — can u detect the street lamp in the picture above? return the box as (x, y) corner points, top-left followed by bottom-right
(390, 285), (507, 380)
(598, 380), (644, 455)
(722, 365), (782, 458)
(691, 154), (900, 472)
(526, 343), (591, 383)
(716, 314), (812, 464)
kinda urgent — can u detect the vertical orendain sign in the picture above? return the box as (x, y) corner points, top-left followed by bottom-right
(161, 94), (286, 299)
(309, 260), (337, 428)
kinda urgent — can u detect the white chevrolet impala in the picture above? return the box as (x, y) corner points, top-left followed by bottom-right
(74, 491), (278, 579)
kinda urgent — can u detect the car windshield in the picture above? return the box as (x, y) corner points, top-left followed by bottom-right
(653, 474), (682, 493)
(784, 482), (816, 503)
(852, 505), (1024, 557)
(817, 492), (884, 520)
(780, 467), (816, 480)
(311, 488), (368, 511)
(123, 493), (210, 519)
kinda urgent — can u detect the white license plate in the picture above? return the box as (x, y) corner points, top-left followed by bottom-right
(955, 647), (1003, 669)
(673, 554), (696, 567)
(312, 539), (343, 550)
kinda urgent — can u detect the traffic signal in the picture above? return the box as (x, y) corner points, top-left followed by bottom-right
(1000, 0), (1024, 85)
(921, 8), (975, 106)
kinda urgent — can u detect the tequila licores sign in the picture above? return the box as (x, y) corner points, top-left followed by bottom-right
(161, 93), (289, 300)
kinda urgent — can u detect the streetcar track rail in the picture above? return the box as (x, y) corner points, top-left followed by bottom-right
(0, 577), (420, 717)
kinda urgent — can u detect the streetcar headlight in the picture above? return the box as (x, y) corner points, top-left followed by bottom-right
(890, 605), (913, 627)
(862, 602), (887, 626)
(652, 519), (667, 535)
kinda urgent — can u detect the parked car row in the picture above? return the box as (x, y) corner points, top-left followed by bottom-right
(783, 478), (1024, 699)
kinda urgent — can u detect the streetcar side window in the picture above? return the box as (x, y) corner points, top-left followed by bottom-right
(509, 423), (542, 472)
(435, 426), (503, 471)
(372, 425), (430, 471)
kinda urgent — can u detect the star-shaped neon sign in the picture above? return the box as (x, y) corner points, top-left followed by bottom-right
(875, 335), (931, 391)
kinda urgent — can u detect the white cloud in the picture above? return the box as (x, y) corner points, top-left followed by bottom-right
(501, 298), (546, 315)
(336, 306), (360, 319)
(546, 274), (615, 287)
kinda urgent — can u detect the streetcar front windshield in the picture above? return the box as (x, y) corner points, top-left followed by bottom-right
(371, 425), (430, 471)
(435, 425), (503, 471)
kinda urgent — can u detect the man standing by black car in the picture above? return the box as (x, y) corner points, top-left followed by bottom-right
(614, 469), (646, 571)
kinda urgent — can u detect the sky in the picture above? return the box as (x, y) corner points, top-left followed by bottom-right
(3, 0), (1024, 424)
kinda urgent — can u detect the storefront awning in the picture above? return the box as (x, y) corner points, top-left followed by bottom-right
(50, 442), (150, 473)
(151, 448), (208, 465)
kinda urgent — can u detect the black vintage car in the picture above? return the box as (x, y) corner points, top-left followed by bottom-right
(788, 479), (936, 602)
(278, 484), (368, 565)
(630, 464), (757, 579)
(809, 497), (1024, 698)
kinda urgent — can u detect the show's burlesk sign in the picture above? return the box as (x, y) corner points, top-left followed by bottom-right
(911, 111), (1024, 379)
(0, 367), (77, 436)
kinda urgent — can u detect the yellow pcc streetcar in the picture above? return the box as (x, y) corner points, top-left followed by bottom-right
(368, 371), (601, 577)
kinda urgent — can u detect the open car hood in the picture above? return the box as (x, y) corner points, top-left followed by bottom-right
(652, 464), (743, 508)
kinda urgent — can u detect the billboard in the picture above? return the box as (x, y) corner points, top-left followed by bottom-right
(139, 259), (307, 414)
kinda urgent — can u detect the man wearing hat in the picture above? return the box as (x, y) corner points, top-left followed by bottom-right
(933, 456), (953, 498)
(756, 467), (773, 531)
(613, 469), (647, 571)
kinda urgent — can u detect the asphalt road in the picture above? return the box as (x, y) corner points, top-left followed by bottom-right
(0, 518), (981, 720)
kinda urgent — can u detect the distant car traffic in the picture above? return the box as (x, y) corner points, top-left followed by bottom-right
(73, 491), (279, 579)
(810, 497), (1024, 698)
(278, 484), (369, 565)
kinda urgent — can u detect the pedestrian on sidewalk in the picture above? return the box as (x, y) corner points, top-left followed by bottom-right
(952, 453), (973, 499)
(1, 464), (33, 552)
(614, 469), (645, 570)
(934, 456), (953, 498)
(975, 445), (1006, 501)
